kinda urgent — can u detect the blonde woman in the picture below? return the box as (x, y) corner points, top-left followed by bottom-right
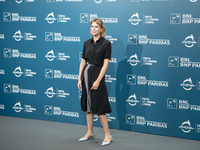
(77, 18), (113, 146)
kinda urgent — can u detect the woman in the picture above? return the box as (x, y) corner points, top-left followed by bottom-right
(77, 18), (113, 146)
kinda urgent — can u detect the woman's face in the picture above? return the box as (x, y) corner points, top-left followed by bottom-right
(91, 22), (102, 37)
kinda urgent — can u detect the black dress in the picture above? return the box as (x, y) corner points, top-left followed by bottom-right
(81, 37), (112, 114)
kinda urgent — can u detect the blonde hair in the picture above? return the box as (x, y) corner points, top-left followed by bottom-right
(90, 18), (106, 37)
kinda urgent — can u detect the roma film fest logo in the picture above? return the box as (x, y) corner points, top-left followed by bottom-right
(44, 105), (79, 118)
(45, 12), (70, 24)
(12, 102), (36, 113)
(3, 12), (36, 22)
(13, 66), (36, 77)
(180, 78), (196, 91)
(44, 87), (56, 98)
(13, 66), (23, 77)
(182, 35), (200, 48)
(94, 0), (102, 3)
(126, 94), (156, 107)
(190, 0), (197, 2)
(45, 87), (70, 98)
(179, 120), (195, 133)
(128, 13), (142, 25)
(4, 48), (36, 59)
(45, 50), (70, 61)
(13, 30), (37, 41)
(128, 13), (159, 25)
(45, 32), (80, 42)
(126, 94), (140, 106)
(127, 54), (141, 66)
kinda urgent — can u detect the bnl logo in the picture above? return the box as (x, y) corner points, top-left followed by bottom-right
(168, 56), (179, 67)
(45, 69), (53, 78)
(170, 13), (181, 24)
(45, 32), (53, 41)
(80, 13), (89, 23)
(126, 114), (135, 125)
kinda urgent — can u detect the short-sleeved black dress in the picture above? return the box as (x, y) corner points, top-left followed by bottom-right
(81, 37), (112, 114)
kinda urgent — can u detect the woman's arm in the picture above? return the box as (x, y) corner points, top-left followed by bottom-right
(90, 59), (109, 90)
(77, 58), (86, 90)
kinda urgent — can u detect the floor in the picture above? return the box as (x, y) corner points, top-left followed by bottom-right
(0, 116), (200, 150)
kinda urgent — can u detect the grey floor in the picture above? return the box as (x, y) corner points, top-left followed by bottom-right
(0, 116), (199, 150)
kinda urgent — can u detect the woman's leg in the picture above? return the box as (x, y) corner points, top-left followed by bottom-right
(83, 112), (94, 137)
(98, 114), (111, 141)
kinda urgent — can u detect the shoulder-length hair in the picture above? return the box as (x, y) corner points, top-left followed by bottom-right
(90, 18), (106, 37)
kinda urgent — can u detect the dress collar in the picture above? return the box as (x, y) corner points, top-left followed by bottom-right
(90, 37), (104, 44)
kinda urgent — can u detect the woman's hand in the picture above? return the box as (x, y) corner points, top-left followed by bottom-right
(91, 80), (100, 90)
(77, 79), (82, 90)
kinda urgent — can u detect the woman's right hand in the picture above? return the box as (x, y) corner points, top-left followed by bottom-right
(77, 79), (82, 90)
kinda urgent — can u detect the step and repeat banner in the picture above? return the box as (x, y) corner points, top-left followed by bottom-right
(0, 0), (200, 141)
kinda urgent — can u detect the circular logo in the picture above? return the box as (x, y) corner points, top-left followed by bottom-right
(13, 66), (23, 77)
(13, 30), (23, 41)
(13, 102), (23, 113)
(128, 13), (142, 25)
(15, 0), (23, 3)
(126, 94), (139, 106)
(190, 0), (197, 2)
(45, 12), (56, 24)
(45, 87), (56, 98)
(94, 0), (102, 3)
(93, 115), (98, 121)
(179, 120), (194, 133)
(45, 50), (56, 61)
(182, 35), (197, 48)
(127, 54), (140, 66)
(180, 78), (195, 91)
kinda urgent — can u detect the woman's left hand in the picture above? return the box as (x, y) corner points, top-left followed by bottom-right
(91, 80), (100, 90)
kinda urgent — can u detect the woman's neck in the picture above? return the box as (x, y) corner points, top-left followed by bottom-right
(93, 35), (101, 43)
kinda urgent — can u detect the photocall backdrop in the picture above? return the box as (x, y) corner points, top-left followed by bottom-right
(0, 0), (200, 141)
